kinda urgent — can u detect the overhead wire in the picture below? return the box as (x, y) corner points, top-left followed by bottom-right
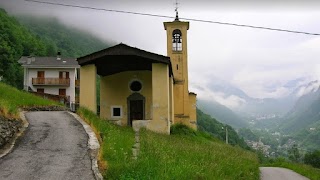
(25, 0), (320, 36)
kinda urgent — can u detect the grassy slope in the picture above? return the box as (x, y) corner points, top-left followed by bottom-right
(0, 82), (58, 117)
(78, 108), (260, 180)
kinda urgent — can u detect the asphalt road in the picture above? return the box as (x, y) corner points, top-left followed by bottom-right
(0, 111), (95, 180)
(260, 167), (309, 180)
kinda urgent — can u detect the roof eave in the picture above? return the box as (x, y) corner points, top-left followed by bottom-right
(22, 65), (80, 68)
(77, 43), (171, 65)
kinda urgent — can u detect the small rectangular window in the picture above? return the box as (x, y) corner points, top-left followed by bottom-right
(113, 108), (120, 116)
(111, 106), (122, 118)
(59, 89), (66, 96)
(37, 88), (44, 93)
(59, 71), (69, 79)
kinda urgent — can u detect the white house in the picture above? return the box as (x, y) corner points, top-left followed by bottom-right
(18, 54), (80, 104)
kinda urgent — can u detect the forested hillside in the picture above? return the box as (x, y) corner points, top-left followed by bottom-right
(197, 108), (250, 150)
(17, 16), (110, 57)
(197, 99), (248, 128)
(280, 87), (320, 133)
(278, 85), (320, 150)
(0, 8), (49, 88)
(0, 8), (111, 89)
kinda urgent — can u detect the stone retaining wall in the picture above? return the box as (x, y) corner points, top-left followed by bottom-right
(22, 106), (68, 111)
(0, 116), (22, 148)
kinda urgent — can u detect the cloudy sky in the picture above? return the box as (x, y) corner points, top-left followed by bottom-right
(2, 0), (320, 102)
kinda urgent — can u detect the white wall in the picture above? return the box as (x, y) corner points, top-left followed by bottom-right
(25, 67), (77, 102)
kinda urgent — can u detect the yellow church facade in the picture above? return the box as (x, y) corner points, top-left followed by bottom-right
(77, 18), (196, 134)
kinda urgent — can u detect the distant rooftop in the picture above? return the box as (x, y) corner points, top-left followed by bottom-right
(19, 56), (79, 68)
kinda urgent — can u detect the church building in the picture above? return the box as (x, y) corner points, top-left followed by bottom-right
(77, 14), (196, 134)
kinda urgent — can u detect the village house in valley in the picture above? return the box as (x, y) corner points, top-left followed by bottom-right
(18, 53), (80, 105)
(77, 15), (196, 134)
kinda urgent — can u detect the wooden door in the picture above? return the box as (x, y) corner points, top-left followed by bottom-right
(37, 71), (45, 84)
(129, 100), (143, 126)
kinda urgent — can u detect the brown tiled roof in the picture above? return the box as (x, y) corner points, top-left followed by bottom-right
(18, 56), (79, 67)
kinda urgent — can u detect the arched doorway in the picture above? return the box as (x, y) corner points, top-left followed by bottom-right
(127, 93), (145, 126)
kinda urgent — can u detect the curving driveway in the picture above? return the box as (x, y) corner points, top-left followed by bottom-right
(0, 111), (95, 180)
(260, 167), (309, 180)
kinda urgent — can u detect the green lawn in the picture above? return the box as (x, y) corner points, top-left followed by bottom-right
(78, 107), (260, 180)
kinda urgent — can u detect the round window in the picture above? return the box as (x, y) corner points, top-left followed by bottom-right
(130, 81), (142, 92)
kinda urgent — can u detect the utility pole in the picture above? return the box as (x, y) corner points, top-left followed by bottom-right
(226, 126), (228, 144)
(222, 126), (229, 144)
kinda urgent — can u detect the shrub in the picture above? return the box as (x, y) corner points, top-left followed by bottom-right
(170, 123), (197, 136)
(304, 150), (320, 168)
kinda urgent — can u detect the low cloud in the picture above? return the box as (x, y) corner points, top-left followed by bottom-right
(296, 81), (320, 97)
(191, 81), (246, 109)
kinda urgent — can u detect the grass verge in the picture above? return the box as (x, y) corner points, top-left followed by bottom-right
(263, 158), (320, 180)
(78, 107), (260, 180)
(77, 107), (135, 178)
(0, 82), (59, 118)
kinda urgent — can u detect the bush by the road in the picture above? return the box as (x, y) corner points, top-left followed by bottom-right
(304, 150), (320, 168)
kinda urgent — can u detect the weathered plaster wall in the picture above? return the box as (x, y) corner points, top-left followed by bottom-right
(147, 63), (170, 134)
(169, 76), (174, 124)
(80, 64), (97, 113)
(100, 70), (152, 125)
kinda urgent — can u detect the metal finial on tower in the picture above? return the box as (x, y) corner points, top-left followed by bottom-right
(174, 0), (179, 21)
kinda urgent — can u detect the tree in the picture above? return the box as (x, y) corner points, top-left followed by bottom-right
(304, 150), (320, 168)
(288, 144), (301, 162)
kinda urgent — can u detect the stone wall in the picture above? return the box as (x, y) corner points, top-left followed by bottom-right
(0, 116), (22, 148)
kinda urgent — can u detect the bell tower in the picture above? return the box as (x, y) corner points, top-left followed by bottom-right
(164, 9), (196, 129)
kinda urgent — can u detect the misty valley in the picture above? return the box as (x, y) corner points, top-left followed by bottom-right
(198, 79), (320, 160)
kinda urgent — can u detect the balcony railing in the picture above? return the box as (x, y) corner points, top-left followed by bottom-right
(32, 78), (70, 86)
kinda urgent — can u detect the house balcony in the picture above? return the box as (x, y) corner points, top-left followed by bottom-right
(32, 78), (70, 86)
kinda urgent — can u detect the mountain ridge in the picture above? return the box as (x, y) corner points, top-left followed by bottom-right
(197, 99), (248, 128)
(280, 84), (320, 133)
